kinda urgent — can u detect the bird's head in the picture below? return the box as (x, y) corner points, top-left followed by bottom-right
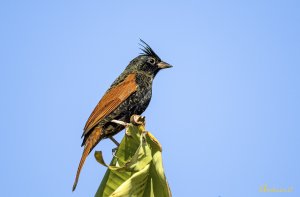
(127, 39), (172, 77)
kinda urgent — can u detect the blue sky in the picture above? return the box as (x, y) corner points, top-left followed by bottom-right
(0, 1), (299, 196)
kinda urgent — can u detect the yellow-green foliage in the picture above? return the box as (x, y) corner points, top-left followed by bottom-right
(94, 121), (171, 197)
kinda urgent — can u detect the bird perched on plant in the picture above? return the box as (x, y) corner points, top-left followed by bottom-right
(72, 40), (172, 191)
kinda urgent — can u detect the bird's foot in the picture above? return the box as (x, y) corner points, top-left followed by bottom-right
(111, 119), (132, 136)
(112, 147), (118, 157)
(130, 115), (145, 126)
(111, 115), (145, 127)
(111, 115), (146, 137)
(111, 119), (129, 127)
(109, 136), (120, 157)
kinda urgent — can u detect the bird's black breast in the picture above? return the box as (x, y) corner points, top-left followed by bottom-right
(132, 72), (153, 114)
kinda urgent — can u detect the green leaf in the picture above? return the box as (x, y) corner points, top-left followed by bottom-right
(94, 123), (171, 197)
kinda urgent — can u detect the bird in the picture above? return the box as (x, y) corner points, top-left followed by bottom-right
(72, 39), (172, 191)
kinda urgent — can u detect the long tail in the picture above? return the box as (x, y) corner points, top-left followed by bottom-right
(72, 127), (102, 191)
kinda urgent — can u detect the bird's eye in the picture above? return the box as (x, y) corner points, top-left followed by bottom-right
(147, 58), (156, 65)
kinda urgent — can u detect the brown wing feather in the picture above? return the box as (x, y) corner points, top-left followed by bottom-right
(82, 73), (137, 136)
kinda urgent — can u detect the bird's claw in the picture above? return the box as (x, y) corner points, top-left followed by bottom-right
(112, 147), (118, 157)
(111, 119), (129, 127)
(111, 115), (145, 127)
(130, 115), (145, 125)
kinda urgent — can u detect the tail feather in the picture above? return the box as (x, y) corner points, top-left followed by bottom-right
(72, 127), (102, 191)
(72, 142), (92, 191)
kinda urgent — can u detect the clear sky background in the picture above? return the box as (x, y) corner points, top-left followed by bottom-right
(0, 1), (299, 197)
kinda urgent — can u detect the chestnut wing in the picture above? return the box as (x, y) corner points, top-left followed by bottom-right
(82, 73), (137, 136)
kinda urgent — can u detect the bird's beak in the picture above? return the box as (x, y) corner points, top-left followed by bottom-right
(157, 61), (173, 69)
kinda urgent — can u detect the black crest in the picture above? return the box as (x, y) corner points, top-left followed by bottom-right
(139, 39), (161, 61)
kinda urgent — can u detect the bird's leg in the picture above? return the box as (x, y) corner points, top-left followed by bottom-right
(110, 119), (129, 156)
(109, 136), (120, 147)
(109, 136), (120, 157)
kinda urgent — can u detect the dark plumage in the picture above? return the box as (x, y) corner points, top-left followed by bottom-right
(72, 39), (172, 191)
